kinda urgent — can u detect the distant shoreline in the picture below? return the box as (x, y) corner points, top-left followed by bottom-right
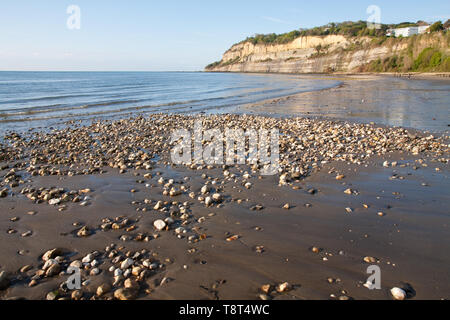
(204, 70), (450, 80)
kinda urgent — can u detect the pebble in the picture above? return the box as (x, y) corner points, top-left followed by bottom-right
(20, 265), (33, 273)
(82, 254), (94, 264)
(21, 231), (32, 237)
(48, 198), (61, 205)
(311, 247), (321, 254)
(276, 282), (291, 293)
(45, 263), (61, 277)
(204, 196), (213, 206)
(344, 188), (353, 195)
(71, 290), (83, 300)
(46, 290), (59, 300)
(77, 226), (91, 237)
(390, 287), (407, 300)
(42, 248), (64, 261)
(261, 284), (271, 294)
(90, 268), (101, 276)
(363, 256), (377, 263)
(114, 268), (123, 277)
(259, 294), (272, 300)
(153, 220), (166, 231)
(0, 271), (10, 290)
(97, 283), (112, 297)
(120, 258), (134, 270)
(114, 288), (137, 300)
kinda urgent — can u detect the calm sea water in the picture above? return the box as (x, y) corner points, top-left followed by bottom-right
(0, 72), (448, 134)
(0, 71), (339, 133)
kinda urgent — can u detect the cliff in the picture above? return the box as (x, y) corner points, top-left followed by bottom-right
(205, 32), (450, 73)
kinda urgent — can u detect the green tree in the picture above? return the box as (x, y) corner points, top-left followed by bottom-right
(429, 21), (444, 32)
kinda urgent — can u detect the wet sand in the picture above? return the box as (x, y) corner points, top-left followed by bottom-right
(0, 113), (449, 300)
(239, 74), (450, 133)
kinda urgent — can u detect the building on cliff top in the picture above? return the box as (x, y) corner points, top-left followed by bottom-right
(386, 25), (430, 37)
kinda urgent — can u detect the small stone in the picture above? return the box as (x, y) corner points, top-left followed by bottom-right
(71, 290), (83, 300)
(77, 226), (91, 237)
(46, 290), (59, 300)
(250, 204), (264, 211)
(82, 254), (94, 264)
(90, 268), (100, 276)
(132, 266), (142, 277)
(21, 231), (32, 237)
(42, 248), (65, 261)
(29, 279), (38, 287)
(153, 201), (163, 210)
(344, 188), (353, 195)
(0, 271), (11, 290)
(311, 247), (320, 254)
(282, 203), (290, 210)
(114, 268), (123, 277)
(261, 284), (271, 294)
(45, 263), (61, 277)
(259, 294), (272, 300)
(364, 256), (377, 263)
(114, 288), (137, 300)
(226, 235), (240, 242)
(204, 196), (213, 206)
(124, 278), (139, 290)
(20, 265), (33, 273)
(153, 220), (166, 231)
(121, 258), (134, 270)
(276, 282), (291, 293)
(48, 199), (61, 206)
(390, 287), (407, 300)
(97, 283), (112, 297)
(201, 185), (209, 194)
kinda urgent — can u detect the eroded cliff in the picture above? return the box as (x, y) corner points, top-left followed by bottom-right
(206, 32), (449, 73)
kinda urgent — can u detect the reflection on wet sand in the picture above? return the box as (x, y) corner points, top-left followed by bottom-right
(242, 75), (450, 133)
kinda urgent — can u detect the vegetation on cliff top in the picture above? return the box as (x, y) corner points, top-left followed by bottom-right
(239, 20), (440, 45)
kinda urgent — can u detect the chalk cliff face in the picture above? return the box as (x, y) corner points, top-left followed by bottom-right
(206, 33), (448, 73)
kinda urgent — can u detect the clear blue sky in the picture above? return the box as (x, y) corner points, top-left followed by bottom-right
(0, 0), (448, 71)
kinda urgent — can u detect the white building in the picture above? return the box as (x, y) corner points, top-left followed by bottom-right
(387, 25), (430, 37)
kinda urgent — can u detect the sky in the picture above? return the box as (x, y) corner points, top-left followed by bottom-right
(0, 0), (449, 71)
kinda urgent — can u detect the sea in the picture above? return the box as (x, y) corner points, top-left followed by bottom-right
(0, 71), (449, 134)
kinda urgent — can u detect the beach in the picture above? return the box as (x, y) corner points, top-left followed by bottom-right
(239, 74), (450, 133)
(0, 108), (449, 300)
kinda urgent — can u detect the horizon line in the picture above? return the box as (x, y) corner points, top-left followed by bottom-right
(0, 70), (205, 73)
